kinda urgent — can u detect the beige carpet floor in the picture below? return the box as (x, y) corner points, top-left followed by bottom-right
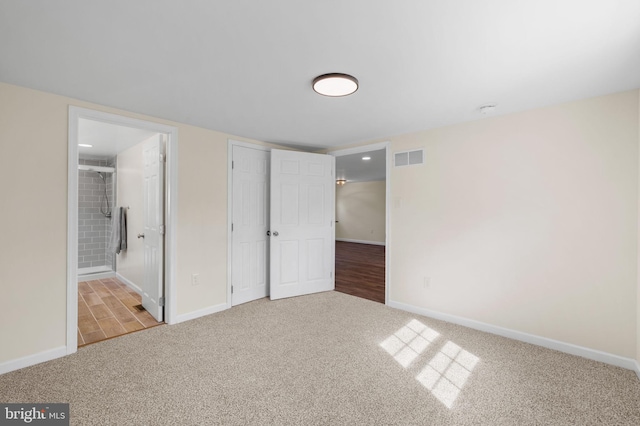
(1, 291), (639, 425)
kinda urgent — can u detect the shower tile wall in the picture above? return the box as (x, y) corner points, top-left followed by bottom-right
(78, 158), (116, 269)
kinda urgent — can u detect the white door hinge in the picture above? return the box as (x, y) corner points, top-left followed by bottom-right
(160, 154), (166, 163)
(159, 225), (165, 235)
(159, 297), (165, 307)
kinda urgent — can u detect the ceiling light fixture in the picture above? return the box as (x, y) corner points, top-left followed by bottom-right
(336, 179), (347, 186)
(313, 73), (358, 97)
(362, 156), (371, 161)
(78, 144), (93, 148)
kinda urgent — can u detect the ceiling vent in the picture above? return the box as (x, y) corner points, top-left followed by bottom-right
(394, 149), (424, 167)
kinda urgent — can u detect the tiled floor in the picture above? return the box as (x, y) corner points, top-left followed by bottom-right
(78, 277), (163, 347)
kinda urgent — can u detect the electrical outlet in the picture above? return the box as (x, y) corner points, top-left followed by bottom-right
(192, 273), (200, 286)
(423, 277), (431, 289)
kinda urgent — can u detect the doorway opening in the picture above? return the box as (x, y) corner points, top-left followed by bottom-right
(330, 142), (390, 305)
(67, 107), (178, 353)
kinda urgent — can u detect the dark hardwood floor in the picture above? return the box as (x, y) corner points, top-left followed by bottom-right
(335, 241), (385, 303)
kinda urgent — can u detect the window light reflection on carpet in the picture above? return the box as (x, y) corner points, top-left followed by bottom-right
(380, 319), (480, 409)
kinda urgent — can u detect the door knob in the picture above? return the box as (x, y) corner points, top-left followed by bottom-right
(137, 233), (145, 239)
(272, 231), (279, 237)
(266, 230), (271, 236)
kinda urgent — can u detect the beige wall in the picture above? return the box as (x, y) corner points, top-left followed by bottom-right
(115, 137), (147, 289)
(0, 82), (264, 365)
(387, 90), (639, 358)
(638, 90), (640, 366)
(1, 81), (639, 368)
(0, 83), (69, 363)
(175, 124), (230, 314)
(336, 181), (386, 243)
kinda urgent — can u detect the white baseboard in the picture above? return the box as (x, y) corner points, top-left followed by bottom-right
(78, 271), (115, 281)
(336, 238), (385, 246)
(173, 303), (228, 324)
(0, 346), (67, 376)
(388, 300), (638, 372)
(635, 360), (640, 380)
(115, 272), (142, 295)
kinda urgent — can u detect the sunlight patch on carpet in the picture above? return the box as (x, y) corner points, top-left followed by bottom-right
(380, 319), (440, 368)
(415, 341), (480, 408)
(380, 319), (480, 409)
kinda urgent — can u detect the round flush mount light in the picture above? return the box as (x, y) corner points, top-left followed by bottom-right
(313, 73), (359, 97)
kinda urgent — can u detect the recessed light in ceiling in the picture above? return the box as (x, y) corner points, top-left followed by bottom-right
(78, 144), (93, 148)
(479, 104), (497, 114)
(362, 156), (371, 161)
(313, 73), (358, 97)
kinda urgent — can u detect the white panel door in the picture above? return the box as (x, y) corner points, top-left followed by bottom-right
(232, 145), (270, 306)
(142, 135), (164, 321)
(270, 149), (335, 300)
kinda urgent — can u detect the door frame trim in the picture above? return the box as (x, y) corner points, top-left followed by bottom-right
(67, 106), (179, 355)
(226, 139), (272, 309)
(328, 142), (391, 305)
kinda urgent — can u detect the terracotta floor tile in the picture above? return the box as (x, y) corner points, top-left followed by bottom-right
(78, 282), (94, 295)
(88, 303), (113, 320)
(113, 291), (131, 305)
(111, 289), (130, 299)
(97, 317), (127, 338)
(100, 295), (123, 311)
(88, 282), (112, 298)
(102, 281), (120, 290)
(82, 330), (107, 344)
(78, 277), (163, 347)
(125, 290), (141, 299)
(78, 314), (101, 334)
(122, 321), (145, 333)
(121, 296), (142, 307)
(113, 307), (137, 323)
(136, 311), (162, 327)
(78, 300), (92, 317)
(82, 292), (103, 307)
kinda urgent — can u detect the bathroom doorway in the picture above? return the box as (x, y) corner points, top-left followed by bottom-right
(67, 107), (178, 351)
(76, 120), (158, 281)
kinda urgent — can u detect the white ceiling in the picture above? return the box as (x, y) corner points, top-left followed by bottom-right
(1, 1), (639, 149)
(78, 119), (158, 159)
(336, 149), (386, 183)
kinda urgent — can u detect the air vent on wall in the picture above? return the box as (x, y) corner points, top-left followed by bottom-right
(394, 149), (424, 167)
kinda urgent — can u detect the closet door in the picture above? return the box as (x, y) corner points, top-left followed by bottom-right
(270, 149), (335, 300)
(231, 145), (270, 306)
